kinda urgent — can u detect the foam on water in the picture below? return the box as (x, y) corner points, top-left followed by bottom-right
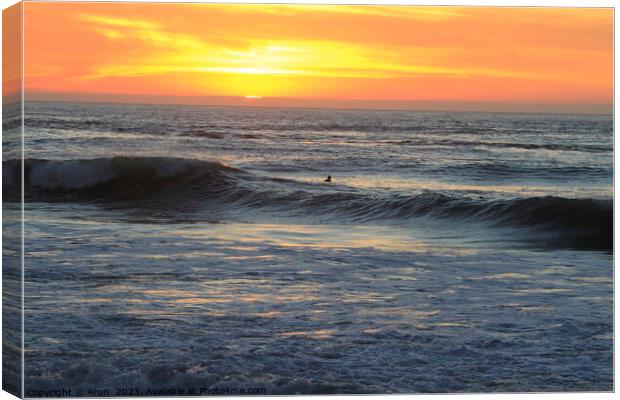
(21, 208), (612, 393)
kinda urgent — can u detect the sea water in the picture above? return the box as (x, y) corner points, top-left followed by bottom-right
(4, 101), (613, 393)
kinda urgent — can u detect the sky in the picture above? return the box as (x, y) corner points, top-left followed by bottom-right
(18, 3), (614, 113)
(2, 2), (21, 104)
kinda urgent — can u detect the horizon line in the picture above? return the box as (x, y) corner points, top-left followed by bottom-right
(21, 91), (614, 116)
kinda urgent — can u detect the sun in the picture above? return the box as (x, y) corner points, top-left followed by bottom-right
(244, 95), (262, 99)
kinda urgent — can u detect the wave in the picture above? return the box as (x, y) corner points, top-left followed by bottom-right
(391, 139), (611, 153)
(438, 162), (610, 180)
(23, 119), (613, 154)
(179, 131), (266, 140)
(23, 116), (436, 135)
(4, 157), (612, 250)
(4, 157), (242, 199)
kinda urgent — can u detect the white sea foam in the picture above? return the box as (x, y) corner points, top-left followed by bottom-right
(20, 213), (613, 393)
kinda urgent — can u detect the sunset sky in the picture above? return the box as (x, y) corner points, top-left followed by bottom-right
(19, 3), (614, 113)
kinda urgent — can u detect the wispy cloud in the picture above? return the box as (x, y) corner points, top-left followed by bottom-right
(79, 14), (159, 29)
(78, 13), (524, 82)
(211, 4), (473, 21)
(78, 13), (205, 49)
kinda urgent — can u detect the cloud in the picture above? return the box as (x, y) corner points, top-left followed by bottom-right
(79, 14), (159, 29)
(211, 4), (473, 21)
(79, 13), (205, 49)
(78, 13), (526, 83)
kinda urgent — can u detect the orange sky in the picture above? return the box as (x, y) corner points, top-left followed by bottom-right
(2, 2), (21, 104)
(21, 3), (613, 112)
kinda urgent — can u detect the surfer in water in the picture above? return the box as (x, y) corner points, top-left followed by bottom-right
(324, 175), (332, 183)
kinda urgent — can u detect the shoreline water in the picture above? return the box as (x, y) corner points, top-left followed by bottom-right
(9, 101), (614, 393)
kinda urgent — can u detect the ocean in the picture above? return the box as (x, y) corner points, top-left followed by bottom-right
(3, 101), (613, 394)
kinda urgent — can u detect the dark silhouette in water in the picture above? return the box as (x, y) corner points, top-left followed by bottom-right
(325, 175), (332, 182)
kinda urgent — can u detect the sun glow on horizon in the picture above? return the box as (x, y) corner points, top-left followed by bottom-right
(23, 3), (613, 111)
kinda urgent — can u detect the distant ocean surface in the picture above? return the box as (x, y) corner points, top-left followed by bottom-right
(4, 101), (613, 393)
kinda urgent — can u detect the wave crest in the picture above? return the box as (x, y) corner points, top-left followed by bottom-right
(5, 156), (240, 190)
(4, 157), (612, 250)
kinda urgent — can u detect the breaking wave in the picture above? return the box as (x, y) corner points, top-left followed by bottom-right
(4, 157), (612, 250)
